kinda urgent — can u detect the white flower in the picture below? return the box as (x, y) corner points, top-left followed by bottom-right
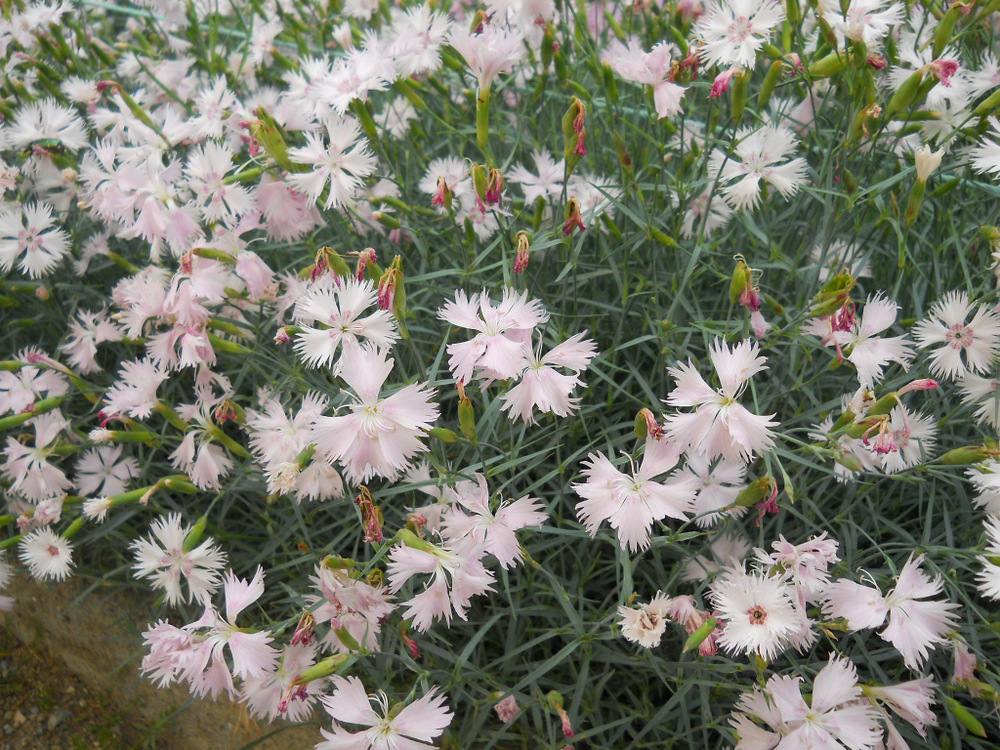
(977, 515), (1000, 601)
(971, 117), (1000, 179)
(131, 514), (228, 606)
(708, 125), (808, 211)
(695, 0), (785, 69)
(0, 202), (71, 278)
(912, 291), (1000, 380)
(318, 676), (453, 749)
(825, 0), (904, 46)
(711, 567), (811, 661)
(292, 277), (399, 370)
(287, 115), (377, 210)
(618, 591), (673, 648)
(19, 528), (74, 581)
(664, 338), (778, 462)
(913, 144), (944, 181)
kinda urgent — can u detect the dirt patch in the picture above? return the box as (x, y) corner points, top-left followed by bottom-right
(1, 574), (322, 750)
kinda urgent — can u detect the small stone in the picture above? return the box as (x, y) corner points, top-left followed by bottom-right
(4, 724), (13, 735)
(47, 709), (71, 731)
(12, 710), (26, 726)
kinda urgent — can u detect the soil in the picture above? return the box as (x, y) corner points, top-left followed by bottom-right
(0, 574), (323, 750)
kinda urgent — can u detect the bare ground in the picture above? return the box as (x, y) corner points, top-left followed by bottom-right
(0, 574), (322, 750)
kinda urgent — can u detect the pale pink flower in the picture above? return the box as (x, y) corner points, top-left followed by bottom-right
(601, 38), (687, 118)
(241, 642), (322, 723)
(695, 0), (785, 69)
(756, 533), (839, 605)
(448, 23), (525, 92)
(867, 678), (937, 738)
(682, 531), (751, 582)
(494, 695), (520, 723)
(877, 405), (937, 473)
(764, 657), (880, 749)
(664, 338), (778, 462)
(189, 76), (237, 141)
(2, 412), (72, 501)
(807, 294), (914, 388)
(823, 556), (959, 670)
(680, 190), (734, 239)
(385, 5), (454, 77)
(679, 454), (747, 527)
(310, 344), (439, 483)
(293, 277), (399, 370)
(58, 309), (123, 374)
(438, 288), (548, 384)
(102, 358), (168, 420)
(317, 676), (452, 749)
(912, 291), (1000, 380)
(0, 359), (68, 415)
(387, 538), (495, 630)
(507, 149), (565, 203)
(573, 437), (697, 553)
(196, 567), (279, 681)
(184, 141), (255, 226)
(307, 563), (395, 653)
(500, 332), (598, 424)
(442, 474), (547, 568)
(255, 174), (323, 242)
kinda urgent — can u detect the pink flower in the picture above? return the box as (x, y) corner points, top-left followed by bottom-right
(573, 437), (697, 553)
(601, 38), (687, 118)
(317, 676), (452, 749)
(664, 338), (778, 462)
(448, 23), (524, 93)
(438, 288), (548, 384)
(310, 344), (439, 483)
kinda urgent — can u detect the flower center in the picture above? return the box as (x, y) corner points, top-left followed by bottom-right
(746, 605), (767, 625)
(945, 324), (974, 350)
(728, 16), (753, 43)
